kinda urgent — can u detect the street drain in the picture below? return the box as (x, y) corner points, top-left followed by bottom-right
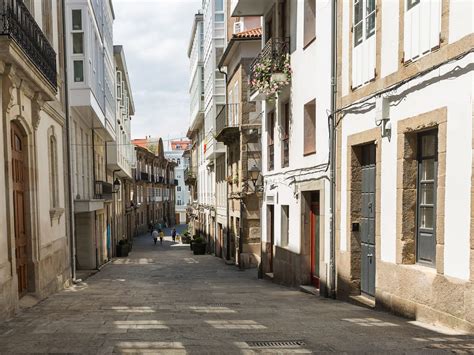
(207, 303), (240, 306)
(246, 340), (306, 348)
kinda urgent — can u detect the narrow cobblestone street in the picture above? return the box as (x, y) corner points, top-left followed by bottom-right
(1, 230), (473, 354)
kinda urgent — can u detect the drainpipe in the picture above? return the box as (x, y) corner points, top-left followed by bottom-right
(218, 65), (229, 260)
(62, 1), (76, 281)
(92, 128), (99, 269)
(328, 0), (338, 299)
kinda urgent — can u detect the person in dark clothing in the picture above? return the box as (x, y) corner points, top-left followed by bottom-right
(172, 228), (177, 243)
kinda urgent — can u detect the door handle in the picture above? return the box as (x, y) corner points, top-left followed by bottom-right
(367, 253), (373, 257)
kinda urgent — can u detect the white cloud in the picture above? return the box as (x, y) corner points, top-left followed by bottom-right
(113, 0), (201, 141)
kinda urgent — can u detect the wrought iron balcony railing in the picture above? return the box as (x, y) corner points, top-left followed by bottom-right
(0, 0), (57, 88)
(140, 172), (149, 181)
(250, 37), (290, 96)
(215, 104), (242, 144)
(184, 167), (197, 185)
(94, 181), (113, 201)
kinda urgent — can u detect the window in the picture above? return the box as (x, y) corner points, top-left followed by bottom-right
(303, 0), (316, 48)
(42, 0), (53, 43)
(416, 130), (437, 266)
(177, 158), (181, 165)
(73, 33), (84, 54)
(268, 112), (275, 171)
(354, 0), (375, 47)
(73, 59), (83, 81)
(303, 99), (316, 155)
(177, 186), (181, 192)
(72, 10), (82, 30)
(72, 9), (84, 83)
(48, 130), (59, 209)
(214, 0), (224, 22)
(282, 102), (290, 168)
(281, 205), (289, 247)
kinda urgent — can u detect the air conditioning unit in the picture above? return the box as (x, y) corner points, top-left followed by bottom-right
(233, 21), (243, 34)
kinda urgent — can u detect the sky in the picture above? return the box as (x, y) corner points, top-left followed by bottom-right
(113, 0), (201, 145)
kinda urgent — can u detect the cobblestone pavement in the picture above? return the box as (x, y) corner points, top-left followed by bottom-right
(1, 230), (473, 354)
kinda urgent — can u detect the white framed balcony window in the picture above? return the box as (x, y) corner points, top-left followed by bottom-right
(352, 0), (376, 88)
(404, 0), (441, 62)
(71, 9), (85, 83)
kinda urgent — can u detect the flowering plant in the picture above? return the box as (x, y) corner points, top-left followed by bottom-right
(251, 54), (292, 97)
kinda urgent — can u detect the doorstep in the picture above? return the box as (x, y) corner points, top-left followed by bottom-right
(299, 285), (319, 296)
(349, 294), (376, 309)
(264, 272), (274, 280)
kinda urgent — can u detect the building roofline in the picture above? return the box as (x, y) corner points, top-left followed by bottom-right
(187, 12), (204, 58)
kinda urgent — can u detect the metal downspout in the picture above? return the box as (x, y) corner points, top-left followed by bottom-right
(62, 1), (76, 281)
(329, 0), (338, 299)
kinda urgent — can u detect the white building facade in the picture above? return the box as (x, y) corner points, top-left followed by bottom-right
(336, 0), (473, 331)
(232, 0), (333, 291)
(165, 142), (191, 225)
(107, 45), (135, 246)
(66, 0), (117, 269)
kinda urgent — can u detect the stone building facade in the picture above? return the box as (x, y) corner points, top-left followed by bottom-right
(0, 0), (71, 317)
(216, 15), (262, 266)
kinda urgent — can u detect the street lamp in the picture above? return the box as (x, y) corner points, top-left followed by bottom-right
(113, 178), (121, 193)
(248, 165), (260, 188)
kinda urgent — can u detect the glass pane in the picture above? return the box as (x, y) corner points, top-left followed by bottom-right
(72, 33), (83, 54)
(215, 0), (223, 11)
(367, 0), (376, 13)
(420, 206), (434, 229)
(215, 13), (224, 22)
(72, 9), (82, 30)
(354, 23), (363, 46)
(421, 134), (436, 157)
(366, 13), (375, 38)
(420, 158), (435, 181)
(74, 60), (84, 82)
(420, 183), (434, 205)
(354, 0), (363, 24)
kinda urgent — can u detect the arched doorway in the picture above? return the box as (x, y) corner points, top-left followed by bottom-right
(11, 123), (29, 296)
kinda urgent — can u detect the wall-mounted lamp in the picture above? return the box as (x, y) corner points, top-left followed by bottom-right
(249, 165), (260, 188)
(375, 96), (391, 140)
(113, 178), (121, 193)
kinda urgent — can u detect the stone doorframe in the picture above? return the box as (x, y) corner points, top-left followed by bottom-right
(396, 107), (447, 274)
(345, 128), (382, 295)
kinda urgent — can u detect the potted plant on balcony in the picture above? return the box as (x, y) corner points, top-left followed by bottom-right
(116, 239), (129, 257)
(192, 236), (207, 255)
(251, 54), (292, 98)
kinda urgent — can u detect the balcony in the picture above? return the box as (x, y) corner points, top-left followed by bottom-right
(94, 181), (113, 201)
(231, 0), (274, 16)
(140, 172), (149, 181)
(204, 133), (226, 162)
(184, 168), (197, 186)
(250, 38), (291, 101)
(0, 0), (57, 92)
(215, 104), (240, 145)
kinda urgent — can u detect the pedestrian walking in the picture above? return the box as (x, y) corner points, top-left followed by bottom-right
(159, 229), (164, 245)
(148, 222), (154, 235)
(172, 228), (176, 243)
(152, 228), (159, 245)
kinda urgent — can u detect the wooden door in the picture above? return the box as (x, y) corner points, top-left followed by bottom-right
(310, 197), (320, 288)
(11, 125), (28, 296)
(267, 205), (274, 273)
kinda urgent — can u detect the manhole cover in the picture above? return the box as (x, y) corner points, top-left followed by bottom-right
(246, 340), (306, 349)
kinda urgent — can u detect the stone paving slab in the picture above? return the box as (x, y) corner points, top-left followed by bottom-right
(0, 232), (473, 354)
